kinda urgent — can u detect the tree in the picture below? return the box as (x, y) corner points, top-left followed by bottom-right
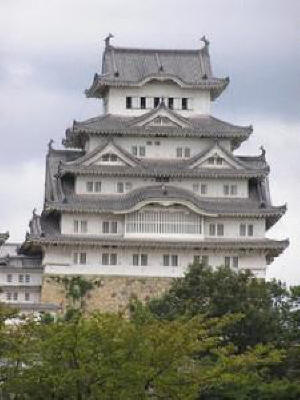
(148, 262), (292, 351)
(1, 309), (286, 400)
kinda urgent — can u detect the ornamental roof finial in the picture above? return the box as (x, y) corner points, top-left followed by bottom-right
(260, 145), (266, 160)
(48, 139), (54, 151)
(105, 33), (114, 48)
(200, 35), (210, 48)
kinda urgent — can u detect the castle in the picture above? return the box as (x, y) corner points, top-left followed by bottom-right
(1, 36), (289, 312)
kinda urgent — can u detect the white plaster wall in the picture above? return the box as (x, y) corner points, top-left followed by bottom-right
(61, 213), (124, 235)
(204, 217), (265, 239)
(106, 82), (211, 116)
(0, 291), (41, 304)
(87, 136), (232, 158)
(44, 247), (266, 278)
(75, 176), (249, 198)
(0, 272), (42, 285)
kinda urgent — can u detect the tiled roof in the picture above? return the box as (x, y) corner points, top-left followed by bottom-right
(59, 139), (268, 179)
(64, 112), (252, 149)
(42, 185), (285, 230)
(85, 44), (229, 100)
(24, 234), (289, 265)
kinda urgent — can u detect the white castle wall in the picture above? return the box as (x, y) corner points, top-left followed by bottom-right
(75, 176), (249, 198)
(60, 212), (265, 240)
(106, 82), (211, 116)
(87, 136), (232, 156)
(44, 246), (266, 278)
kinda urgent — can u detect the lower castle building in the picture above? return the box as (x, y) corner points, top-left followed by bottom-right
(18, 37), (288, 313)
(0, 234), (57, 314)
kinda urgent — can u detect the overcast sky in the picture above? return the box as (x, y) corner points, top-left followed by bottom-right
(0, 0), (299, 285)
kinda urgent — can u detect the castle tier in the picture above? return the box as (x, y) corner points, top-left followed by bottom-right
(23, 36), (288, 311)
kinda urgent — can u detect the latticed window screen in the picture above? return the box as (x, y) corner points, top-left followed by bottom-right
(126, 211), (202, 235)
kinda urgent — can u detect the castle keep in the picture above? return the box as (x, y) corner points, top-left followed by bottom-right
(20, 36), (288, 312)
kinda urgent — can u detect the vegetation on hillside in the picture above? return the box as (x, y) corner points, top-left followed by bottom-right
(0, 263), (299, 399)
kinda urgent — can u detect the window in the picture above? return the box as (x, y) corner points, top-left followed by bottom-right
(86, 181), (93, 192)
(208, 157), (215, 165)
(95, 182), (102, 192)
(126, 96), (132, 109)
(193, 183), (199, 192)
(25, 274), (30, 283)
(171, 255), (178, 266)
(217, 224), (224, 236)
(223, 185), (230, 195)
(182, 98), (188, 110)
(18, 274), (24, 283)
(248, 224), (254, 237)
(194, 255), (209, 266)
(200, 184), (207, 195)
(141, 254), (148, 266)
(7, 274), (12, 283)
(209, 223), (224, 236)
(209, 223), (216, 236)
(230, 185), (237, 195)
(163, 255), (178, 266)
(132, 254), (148, 266)
(225, 256), (239, 269)
(101, 154), (118, 162)
(202, 255), (209, 266)
(74, 220), (88, 233)
(110, 254), (117, 265)
(232, 257), (239, 268)
(240, 223), (254, 237)
(146, 141), (152, 146)
(25, 293), (30, 301)
(139, 146), (146, 157)
(103, 221), (118, 234)
(111, 221), (118, 234)
(125, 182), (132, 192)
(154, 97), (160, 108)
(168, 97), (174, 109)
(132, 146), (138, 156)
(239, 224), (246, 237)
(73, 252), (86, 265)
(225, 257), (231, 268)
(176, 148), (183, 158)
(184, 148), (191, 158)
(86, 181), (101, 193)
(216, 157), (223, 165)
(102, 253), (117, 265)
(163, 255), (169, 266)
(154, 141), (160, 146)
(117, 182), (124, 193)
(74, 220), (79, 233)
(102, 253), (109, 265)
(140, 97), (146, 109)
(81, 221), (87, 233)
(102, 221), (109, 234)
(133, 254), (139, 266)
(13, 292), (18, 301)
(6, 292), (11, 301)
(101, 154), (110, 162)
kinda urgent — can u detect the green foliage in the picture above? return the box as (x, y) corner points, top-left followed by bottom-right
(0, 310), (287, 399)
(148, 263), (292, 351)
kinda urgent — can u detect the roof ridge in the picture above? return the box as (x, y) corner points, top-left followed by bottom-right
(108, 45), (202, 54)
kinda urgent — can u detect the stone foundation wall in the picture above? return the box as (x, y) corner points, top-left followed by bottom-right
(41, 275), (173, 313)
